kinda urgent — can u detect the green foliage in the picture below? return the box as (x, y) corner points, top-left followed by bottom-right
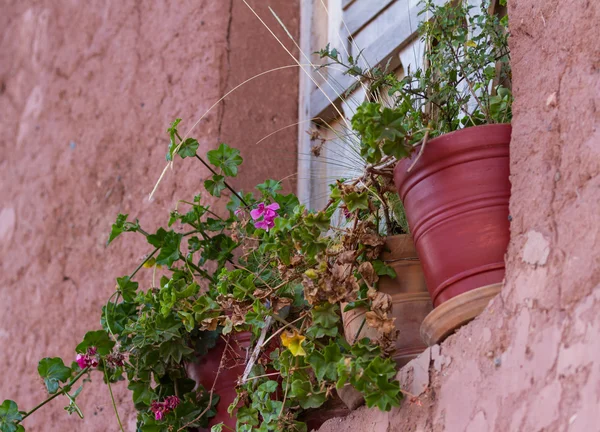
(333, 0), (512, 165)
(0, 400), (24, 432)
(76, 330), (115, 355)
(37, 358), (72, 394)
(107, 213), (140, 246)
(207, 143), (243, 177)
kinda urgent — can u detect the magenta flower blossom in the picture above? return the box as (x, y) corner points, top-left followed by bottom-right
(76, 347), (99, 369)
(75, 354), (88, 369)
(150, 396), (181, 421)
(250, 202), (280, 231)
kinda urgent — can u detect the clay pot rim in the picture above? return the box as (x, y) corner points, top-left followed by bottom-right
(394, 123), (512, 200)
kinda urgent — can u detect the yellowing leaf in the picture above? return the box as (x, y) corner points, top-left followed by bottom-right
(280, 329), (306, 357)
(465, 40), (477, 48)
(143, 257), (156, 268)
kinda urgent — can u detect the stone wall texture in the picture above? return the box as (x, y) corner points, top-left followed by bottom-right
(318, 0), (600, 431)
(0, 0), (298, 430)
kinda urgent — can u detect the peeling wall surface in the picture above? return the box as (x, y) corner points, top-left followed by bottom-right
(0, 1), (298, 430)
(318, 0), (600, 431)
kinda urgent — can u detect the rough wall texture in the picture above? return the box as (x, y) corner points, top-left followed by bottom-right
(318, 0), (600, 431)
(0, 0), (298, 430)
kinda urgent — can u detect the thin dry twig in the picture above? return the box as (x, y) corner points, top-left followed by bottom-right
(407, 129), (430, 173)
(240, 316), (273, 385)
(178, 335), (231, 432)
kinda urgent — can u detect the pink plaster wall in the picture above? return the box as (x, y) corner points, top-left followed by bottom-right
(317, 0), (600, 431)
(0, 1), (297, 430)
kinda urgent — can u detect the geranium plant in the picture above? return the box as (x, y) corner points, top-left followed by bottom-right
(1, 118), (405, 432)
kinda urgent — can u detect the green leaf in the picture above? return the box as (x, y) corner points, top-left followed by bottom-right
(256, 179), (282, 197)
(166, 118), (182, 161)
(257, 380), (278, 394)
(76, 330), (115, 355)
(237, 407), (259, 426)
(0, 400), (23, 432)
(289, 380), (327, 409)
(128, 380), (155, 407)
(204, 175), (226, 197)
(312, 303), (340, 328)
(177, 138), (199, 158)
(307, 342), (342, 381)
(38, 357), (72, 394)
(207, 143), (243, 177)
(363, 376), (402, 411)
(211, 425), (224, 432)
(147, 228), (182, 267)
(342, 192), (369, 212)
(159, 339), (195, 363)
(107, 213), (140, 246)
(116, 276), (138, 302)
(304, 211), (330, 231)
(372, 260), (397, 278)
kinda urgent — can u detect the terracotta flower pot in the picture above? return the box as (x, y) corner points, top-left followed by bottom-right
(342, 235), (432, 367)
(187, 332), (252, 430)
(393, 124), (511, 343)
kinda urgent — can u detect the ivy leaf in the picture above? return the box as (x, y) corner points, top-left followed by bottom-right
(372, 260), (397, 278)
(128, 380), (155, 407)
(363, 376), (402, 411)
(0, 400), (24, 432)
(307, 342), (341, 381)
(290, 380), (327, 409)
(256, 179), (282, 197)
(116, 276), (138, 302)
(37, 358), (72, 394)
(312, 303), (340, 328)
(147, 228), (182, 267)
(166, 118), (182, 161)
(101, 301), (137, 336)
(236, 407), (259, 426)
(207, 143), (243, 177)
(304, 211), (330, 231)
(342, 192), (369, 212)
(107, 213), (140, 246)
(159, 339), (195, 363)
(177, 138), (199, 159)
(204, 175), (226, 197)
(257, 380), (278, 394)
(76, 330), (115, 355)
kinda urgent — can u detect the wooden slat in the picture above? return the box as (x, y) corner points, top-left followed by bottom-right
(342, 0), (356, 10)
(309, 0), (421, 120)
(343, 0), (395, 36)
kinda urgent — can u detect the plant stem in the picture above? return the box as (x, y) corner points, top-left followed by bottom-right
(194, 154), (249, 207)
(19, 367), (90, 423)
(104, 367), (125, 432)
(130, 247), (159, 280)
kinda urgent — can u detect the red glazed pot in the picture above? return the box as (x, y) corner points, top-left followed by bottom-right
(393, 124), (511, 307)
(187, 332), (252, 430)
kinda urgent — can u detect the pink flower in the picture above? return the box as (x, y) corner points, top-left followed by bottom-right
(164, 395), (181, 410)
(105, 352), (126, 368)
(234, 208), (244, 218)
(75, 347), (99, 369)
(251, 202), (280, 231)
(150, 396), (180, 421)
(75, 354), (88, 369)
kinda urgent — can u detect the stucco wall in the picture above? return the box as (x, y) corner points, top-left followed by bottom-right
(0, 1), (297, 430)
(317, 0), (600, 431)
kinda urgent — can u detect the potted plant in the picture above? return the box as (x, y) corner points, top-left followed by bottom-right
(0, 122), (408, 432)
(319, 0), (512, 345)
